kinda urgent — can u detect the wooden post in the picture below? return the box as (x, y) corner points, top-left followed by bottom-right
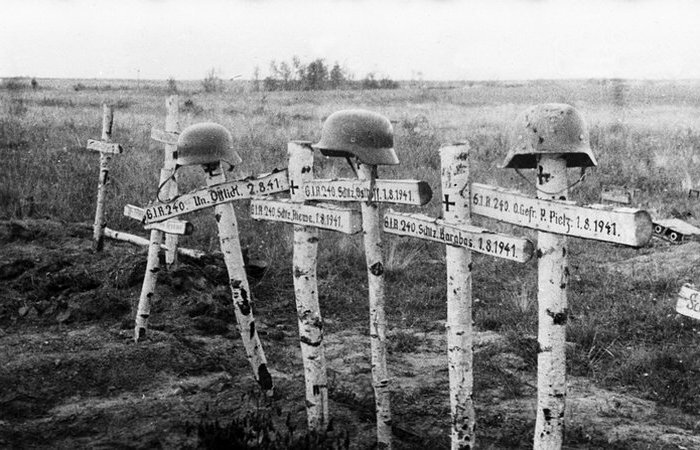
(93, 104), (113, 251)
(289, 141), (329, 431)
(355, 160), (392, 449)
(534, 155), (568, 449)
(205, 162), (273, 395)
(440, 143), (475, 449)
(162, 95), (180, 266)
(133, 168), (170, 342)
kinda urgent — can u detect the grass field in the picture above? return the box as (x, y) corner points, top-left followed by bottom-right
(1, 76), (700, 447)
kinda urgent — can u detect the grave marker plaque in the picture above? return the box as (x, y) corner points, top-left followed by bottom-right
(143, 170), (289, 223)
(676, 284), (700, 320)
(471, 183), (652, 247)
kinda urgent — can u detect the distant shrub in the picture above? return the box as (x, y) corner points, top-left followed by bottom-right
(2, 77), (27, 91)
(167, 77), (178, 94)
(378, 78), (400, 89)
(361, 73), (399, 90)
(259, 56), (352, 91)
(73, 83), (86, 92)
(202, 68), (221, 93)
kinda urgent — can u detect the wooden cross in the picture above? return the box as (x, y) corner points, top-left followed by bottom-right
(289, 180), (299, 196)
(85, 104), (124, 252)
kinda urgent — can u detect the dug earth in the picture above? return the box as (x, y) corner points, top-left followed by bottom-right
(0, 219), (698, 449)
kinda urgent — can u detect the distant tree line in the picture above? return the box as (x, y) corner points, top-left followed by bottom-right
(253, 56), (399, 91)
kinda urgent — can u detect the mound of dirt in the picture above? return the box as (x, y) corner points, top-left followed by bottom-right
(604, 241), (700, 281)
(1, 219), (699, 449)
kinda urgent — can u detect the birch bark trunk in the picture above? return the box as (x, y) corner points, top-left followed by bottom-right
(288, 141), (329, 430)
(440, 143), (475, 450)
(205, 163), (273, 395)
(92, 104), (113, 251)
(162, 96), (180, 266)
(133, 167), (169, 342)
(356, 161), (392, 449)
(533, 156), (569, 450)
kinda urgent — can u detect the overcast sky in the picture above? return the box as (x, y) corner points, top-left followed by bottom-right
(2, 0), (700, 81)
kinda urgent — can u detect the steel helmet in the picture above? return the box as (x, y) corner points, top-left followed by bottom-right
(313, 109), (399, 165)
(176, 122), (242, 166)
(502, 103), (597, 169)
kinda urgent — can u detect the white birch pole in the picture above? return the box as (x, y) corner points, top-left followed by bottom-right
(289, 141), (329, 431)
(533, 156), (569, 449)
(440, 143), (475, 449)
(162, 95), (180, 266)
(133, 168), (169, 342)
(205, 163), (273, 395)
(356, 160), (392, 449)
(93, 104), (113, 251)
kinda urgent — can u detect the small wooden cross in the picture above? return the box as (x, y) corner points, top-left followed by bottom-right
(442, 194), (455, 211)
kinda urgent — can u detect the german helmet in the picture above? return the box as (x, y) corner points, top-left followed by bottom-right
(502, 103), (597, 169)
(313, 109), (399, 165)
(176, 123), (242, 166)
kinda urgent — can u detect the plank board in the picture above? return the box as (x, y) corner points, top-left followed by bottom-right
(151, 128), (179, 145)
(250, 198), (362, 234)
(301, 179), (432, 206)
(471, 183), (653, 247)
(123, 204), (193, 235)
(601, 188), (632, 205)
(86, 139), (123, 154)
(143, 170), (289, 224)
(601, 185), (639, 205)
(383, 210), (534, 263)
(653, 218), (700, 236)
(676, 284), (700, 320)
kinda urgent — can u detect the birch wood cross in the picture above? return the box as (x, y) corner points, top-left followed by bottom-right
(250, 141), (362, 431)
(133, 122), (277, 396)
(149, 95), (180, 266)
(383, 144), (534, 450)
(493, 103), (653, 450)
(85, 104), (124, 251)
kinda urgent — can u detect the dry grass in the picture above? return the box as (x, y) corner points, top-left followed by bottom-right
(2, 77), (700, 444)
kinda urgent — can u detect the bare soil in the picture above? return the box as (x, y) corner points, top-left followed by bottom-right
(1, 219), (698, 449)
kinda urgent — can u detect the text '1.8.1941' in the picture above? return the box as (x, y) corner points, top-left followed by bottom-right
(250, 198), (362, 234)
(301, 179), (432, 206)
(383, 210), (534, 263)
(470, 183), (653, 247)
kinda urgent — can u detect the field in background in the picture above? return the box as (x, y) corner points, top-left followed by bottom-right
(1, 77), (700, 447)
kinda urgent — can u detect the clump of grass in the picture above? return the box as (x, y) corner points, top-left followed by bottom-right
(182, 98), (204, 115)
(606, 347), (700, 413)
(388, 330), (421, 353)
(194, 410), (349, 449)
